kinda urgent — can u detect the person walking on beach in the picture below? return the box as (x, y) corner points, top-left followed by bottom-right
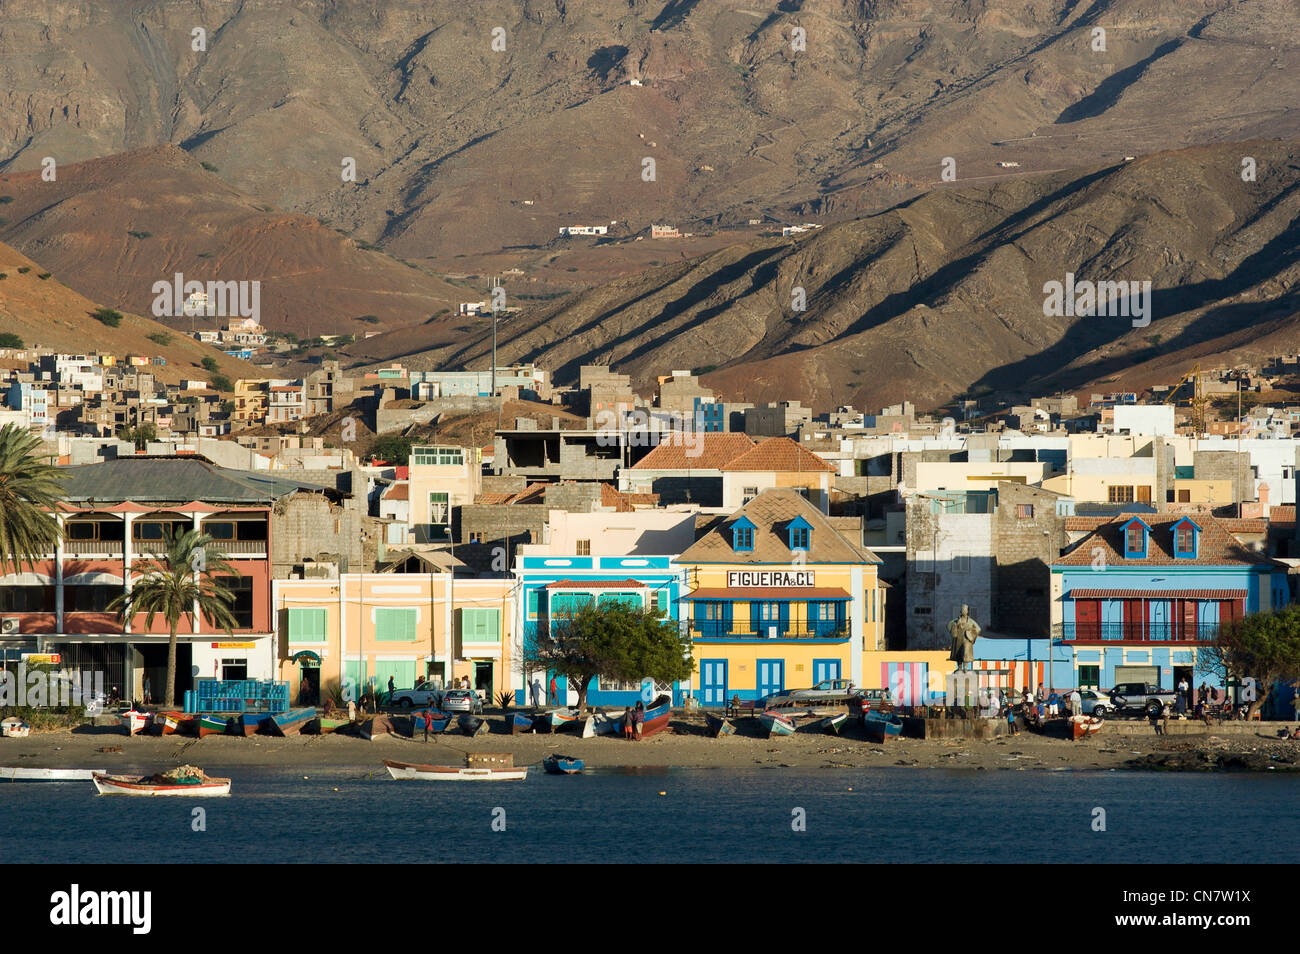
(622, 706), (634, 739)
(422, 709), (432, 742)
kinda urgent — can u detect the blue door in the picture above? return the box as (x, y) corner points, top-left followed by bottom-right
(813, 659), (841, 684)
(700, 659), (728, 706)
(757, 659), (785, 700)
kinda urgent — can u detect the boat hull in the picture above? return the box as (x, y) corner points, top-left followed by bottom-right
(315, 718), (348, 734)
(863, 714), (904, 743)
(197, 715), (232, 738)
(1069, 715), (1103, 740)
(705, 713), (736, 737)
(157, 712), (195, 736)
(92, 773), (231, 796)
(1, 719), (31, 739)
(0, 767), (104, 781)
(459, 714), (489, 737)
(543, 756), (584, 775)
(240, 712), (271, 736)
(268, 708), (315, 736)
(549, 709), (579, 731)
(120, 711), (152, 736)
(758, 711), (796, 737)
(383, 760), (527, 782)
(509, 713), (537, 734)
(820, 713), (848, 735)
(635, 696), (672, 739)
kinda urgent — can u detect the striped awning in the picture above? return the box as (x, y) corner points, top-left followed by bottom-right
(687, 587), (851, 600)
(1068, 588), (1247, 600)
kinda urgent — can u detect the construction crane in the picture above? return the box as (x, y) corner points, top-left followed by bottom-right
(1162, 363), (1208, 435)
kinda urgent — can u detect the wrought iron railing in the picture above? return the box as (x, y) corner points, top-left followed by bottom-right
(1056, 621), (1222, 642)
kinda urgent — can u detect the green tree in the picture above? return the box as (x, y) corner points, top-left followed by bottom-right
(521, 603), (693, 711)
(0, 423), (65, 574)
(117, 423), (158, 450)
(0, 332), (22, 348)
(368, 434), (412, 465)
(1200, 606), (1300, 718)
(93, 308), (123, 327)
(200, 356), (219, 373)
(110, 530), (240, 709)
(210, 374), (233, 392)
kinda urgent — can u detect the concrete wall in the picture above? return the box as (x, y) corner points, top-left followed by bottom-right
(375, 395), (501, 434)
(905, 505), (993, 650)
(993, 483), (1067, 636)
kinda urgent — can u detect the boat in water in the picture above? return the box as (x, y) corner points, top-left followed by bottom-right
(383, 758), (527, 782)
(543, 755), (584, 775)
(508, 712), (537, 734)
(267, 708), (315, 737)
(705, 713), (736, 737)
(1069, 714), (1104, 740)
(92, 765), (231, 797)
(0, 766), (104, 781)
(758, 710), (796, 737)
(120, 710), (152, 736)
(1, 717), (31, 739)
(197, 714), (232, 738)
(863, 711), (904, 743)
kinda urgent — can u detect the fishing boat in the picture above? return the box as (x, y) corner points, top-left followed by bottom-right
(543, 755), (584, 775)
(579, 711), (621, 738)
(197, 714), (232, 738)
(508, 712), (537, 734)
(817, 712), (849, 735)
(1, 717), (31, 739)
(1068, 714), (1104, 740)
(120, 710), (152, 736)
(548, 708), (580, 731)
(92, 766), (231, 797)
(0, 767), (104, 781)
(638, 695), (672, 739)
(459, 714), (489, 737)
(705, 712), (736, 737)
(358, 714), (395, 741)
(156, 712), (196, 736)
(267, 707), (315, 736)
(239, 712), (271, 736)
(758, 710), (796, 737)
(383, 759), (527, 782)
(863, 711), (904, 743)
(315, 716), (349, 735)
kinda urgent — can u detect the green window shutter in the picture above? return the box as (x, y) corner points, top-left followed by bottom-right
(374, 660), (416, 693)
(598, 592), (642, 610)
(375, 608), (418, 641)
(462, 608), (500, 644)
(288, 608), (326, 643)
(527, 589), (539, 619)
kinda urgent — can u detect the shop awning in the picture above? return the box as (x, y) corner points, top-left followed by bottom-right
(687, 587), (852, 601)
(1067, 588), (1247, 600)
(289, 650), (322, 663)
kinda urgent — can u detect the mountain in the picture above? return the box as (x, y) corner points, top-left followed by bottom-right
(0, 146), (467, 337)
(386, 139), (1300, 412)
(0, 240), (263, 384)
(0, 0), (1295, 270)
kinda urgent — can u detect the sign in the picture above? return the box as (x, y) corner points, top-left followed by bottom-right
(22, 653), (61, 665)
(727, 570), (813, 588)
(211, 642), (255, 650)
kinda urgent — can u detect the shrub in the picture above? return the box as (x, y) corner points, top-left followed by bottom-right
(200, 356), (219, 373)
(0, 332), (23, 348)
(127, 230), (151, 240)
(93, 307), (124, 327)
(37, 272), (50, 280)
(355, 314), (380, 323)
(147, 332), (172, 346)
(0, 273), (7, 280)
(0, 195), (12, 203)
(210, 374), (233, 392)
(200, 161), (219, 172)
(17, 266), (30, 274)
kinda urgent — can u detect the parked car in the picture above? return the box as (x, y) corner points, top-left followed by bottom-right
(441, 689), (483, 713)
(761, 678), (859, 707)
(1076, 689), (1112, 717)
(390, 680), (442, 709)
(1102, 682), (1178, 718)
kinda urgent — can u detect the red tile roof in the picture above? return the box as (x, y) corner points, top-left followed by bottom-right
(382, 482), (409, 501)
(1056, 513), (1272, 567)
(601, 483), (659, 511)
(545, 579), (645, 589)
(721, 437), (835, 473)
(630, 432), (755, 471)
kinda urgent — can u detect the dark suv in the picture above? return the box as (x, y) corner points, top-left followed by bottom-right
(1097, 682), (1177, 718)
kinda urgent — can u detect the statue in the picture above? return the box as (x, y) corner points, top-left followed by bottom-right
(947, 604), (981, 668)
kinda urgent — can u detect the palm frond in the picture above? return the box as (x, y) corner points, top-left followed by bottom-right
(0, 423), (65, 574)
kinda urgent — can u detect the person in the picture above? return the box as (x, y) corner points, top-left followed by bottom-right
(422, 708), (432, 742)
(529, 677), (542, 708)
(461, 675), (470, 691)
(548, 674), (558, 706)
(323, 697), (335, 716)
(622, 706), (634, 739)
(1174, 689), (1187, 717)
(1195, 699), (1211, 727)
(346, 699), (356, 722)
(388, 675), (396, 698)
(1177, 676), (1189, 709)
(1024, 686), (1035, 707)
(633, 700), (645, 740)
(1069, 687), (1082, 717)
(1047, 692), (1059, 718)
(1006, 705), (1019, 735)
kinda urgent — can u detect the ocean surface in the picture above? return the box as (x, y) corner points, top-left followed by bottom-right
(5, 766), (1298, 863)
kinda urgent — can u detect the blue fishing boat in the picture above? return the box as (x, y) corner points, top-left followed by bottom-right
(414, 710), (454, 734)
(758, 710), (796, 737)
(267, 707), (316, 736)
(863, 711), (904, 743)
(549, 708), (580, 731)
(508, 712), (536, 734)
(543, 755), (584, 775)
(240, 712), (271, 736)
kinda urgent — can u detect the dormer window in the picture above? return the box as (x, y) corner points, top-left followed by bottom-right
(732, 516), (756, 552)
(787, 515), (812, 552)
(1119, 516), (1150, 559)
(1172, 517), (1200, 559)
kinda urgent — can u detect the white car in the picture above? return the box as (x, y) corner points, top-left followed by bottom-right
(441, 689), (482, 713)
(390, 681), (442, 709)
(1077, 689), (1112, 717)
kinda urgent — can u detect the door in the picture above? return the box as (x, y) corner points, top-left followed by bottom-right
(1074, 600), (1100, 640)
(1175, 600), (1198, 641)
(1122, 600), (1146, 641)
(757, 659), (785, 700)
(474, 661), (494, 705)
(813, 659), (841, 685)
(700, 659), (728, 706)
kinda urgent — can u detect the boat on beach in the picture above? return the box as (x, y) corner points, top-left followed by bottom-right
(1069, 714), (1104, 740)
(383, 758), (527, 782)
(92, 765), (231, 797)
(637, 695), (672, 739)
(240, 712), (271, 736)
(817, 712), (848, 735)
(414, 710), (454, 735)
(548, 708), (580, 731)
(314, 716), (348, 734)
(543, 755), (584, 775)
(197, 714), (232, 738)
(157, 712), (196, 736)
(0, 766), (104, 781)
(359, 714), (395, 740)
(758, 710), (796, 737)
(120, 710), (152, 736)
(267, 707), (316, 736)
(863, 711), (904, 743)
(705, 712), (735, 737)
(1, 717), (31, 739)
(580, 712), (621, 738)
(459, 714), (490, 737)
(508, 712), (537, 734)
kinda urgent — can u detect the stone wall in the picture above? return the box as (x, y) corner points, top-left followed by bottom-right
(993, 482), (1067, 635)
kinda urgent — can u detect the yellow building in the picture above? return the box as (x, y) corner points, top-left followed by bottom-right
(675, 489), (885, 704)
(273, 567), (512, 705)
(408, 445), (482, 543)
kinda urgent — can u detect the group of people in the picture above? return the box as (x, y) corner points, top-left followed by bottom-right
(620, 700), (646, 740)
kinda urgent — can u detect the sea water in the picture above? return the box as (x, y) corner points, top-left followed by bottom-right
(3, 767), (1297, 863)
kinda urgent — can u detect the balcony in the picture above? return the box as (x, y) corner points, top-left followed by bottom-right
(1057, 622), (1223, 643)
(690, 623), (849, 641)
(63, 539), (124, 557)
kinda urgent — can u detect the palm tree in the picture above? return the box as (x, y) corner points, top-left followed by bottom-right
(0, 423), (65, 574)
(111, 529), (240, 709)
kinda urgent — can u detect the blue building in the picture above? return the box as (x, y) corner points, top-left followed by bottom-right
(693, 398), (725, 432)
(1052, 513), (1288, 691)
(513, 554), (687, 707)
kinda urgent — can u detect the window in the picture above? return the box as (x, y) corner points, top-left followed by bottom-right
(1126, 525), (1143, 554)
(701, 601), (726, 621)
(427, 492), (450, 527)
(374, 607), (418, 641)
(0, 587), (53, 612)
(757, 602), (780, 621)
(1078, 665), (1100, 688)
(1177, 489), (1191, 503)
(460, 608), (500, 644)
(287, 608), (327, 642)
(1016, 504), (1034, 519)
(526, 589), (540, 619)
(221, 576), (255, 629)
(735, 526), (753, 549)
(220, 658), (248, 681)
(468, 532), (484, 544)
(913, 606), (932, 616)
(412, 446), (465, 466)
(66, 585), (119, 613)
(598, 591), (641, 610)
(1108, 486), (1135, 503)
(550, 592), (593, 618)
(576, 540), (591, 556)
(951, 552), (971, 573)
(649, 590), (663, 614)
(1175, 524), (1194, 553)
(743, 486), (758, 503)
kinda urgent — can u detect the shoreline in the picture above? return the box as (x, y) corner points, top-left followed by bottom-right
(3, 718), (1298, 774)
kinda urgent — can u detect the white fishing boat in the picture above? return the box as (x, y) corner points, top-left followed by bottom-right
(0, 718), (30, 739)
(579, 712), (622, 739)
(383, 759), (527, 782)
(92, 771), (231, 796)
(0, 767), (104, 781)
(120, 710), (152, 736)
